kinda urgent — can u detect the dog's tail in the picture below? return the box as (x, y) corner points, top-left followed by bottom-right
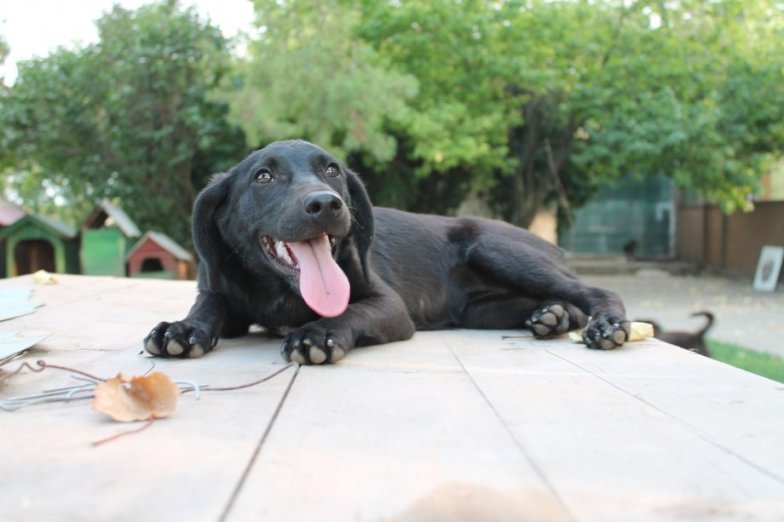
(691, 311), (715, 339)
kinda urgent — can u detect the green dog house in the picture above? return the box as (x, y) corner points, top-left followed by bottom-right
(0, 213), (79, 277)
(81, 200), (141, 276)
(0, 200), (27, 277)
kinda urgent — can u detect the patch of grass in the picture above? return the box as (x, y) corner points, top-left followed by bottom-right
(707, 340), (784, 383)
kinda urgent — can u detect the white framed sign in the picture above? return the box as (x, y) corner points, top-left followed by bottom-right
(753, 245), (784, 292)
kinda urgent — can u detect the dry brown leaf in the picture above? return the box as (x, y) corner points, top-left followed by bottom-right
(92, 372), (179, 422)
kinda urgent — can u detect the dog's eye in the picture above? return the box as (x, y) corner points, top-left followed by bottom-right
(325, 164), (340, 178)
(253, 169), (273, 184)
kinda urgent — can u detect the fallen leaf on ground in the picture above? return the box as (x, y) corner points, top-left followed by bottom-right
(628, 321), (654, 341)
(32, 270), (58, 285)
(92, 372), (179, 422)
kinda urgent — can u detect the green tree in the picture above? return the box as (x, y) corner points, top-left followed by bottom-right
(224, 0), (784, 226)
(0, 1), (245, 245)
(223, 0), (513, 213)
(360, 0), (784, 225)
(0, 33), (9, 88)
(566, 0), (784, 215)
(354, 0), (516, 213)
(222, 0), (417, 162)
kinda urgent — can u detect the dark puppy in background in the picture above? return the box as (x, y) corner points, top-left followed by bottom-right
(645, 311), (714, 356)
(144, 140), (630, 364)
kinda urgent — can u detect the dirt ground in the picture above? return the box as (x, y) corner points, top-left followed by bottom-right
(582, 272), (784, 357)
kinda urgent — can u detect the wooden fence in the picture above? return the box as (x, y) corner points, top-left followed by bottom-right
(677, 201), (784, 278)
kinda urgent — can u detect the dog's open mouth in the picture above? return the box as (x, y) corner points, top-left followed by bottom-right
(260, 234), (338, 272)
(260, 233), (349, 318)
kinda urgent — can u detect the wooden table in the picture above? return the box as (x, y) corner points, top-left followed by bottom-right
(1, 275), (783, 522)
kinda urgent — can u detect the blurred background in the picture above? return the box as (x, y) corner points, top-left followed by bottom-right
(1, 1), (782, 376)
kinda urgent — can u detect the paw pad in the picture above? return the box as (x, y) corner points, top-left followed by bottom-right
(143, 321), (214, 358)
(282, 328), (346, 365)
(526, 303), (570, 338)
(582, 317), (631, 350)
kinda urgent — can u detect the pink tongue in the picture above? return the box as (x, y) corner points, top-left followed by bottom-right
(286, 235), (350, 317)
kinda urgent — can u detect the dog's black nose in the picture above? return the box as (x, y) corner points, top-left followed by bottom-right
(304, 191), (343, 217)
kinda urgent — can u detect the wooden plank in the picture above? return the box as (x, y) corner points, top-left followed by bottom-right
(542, 337), (784, 483)
(445, 330), (784, 522)
(5, 275), (784, 521)
(1, 350), (295, 522)
(0, 275), (197, 352)
(1, 276), (294, 522)
(1, 274), (141, 308)
(226, 332), (572, 522)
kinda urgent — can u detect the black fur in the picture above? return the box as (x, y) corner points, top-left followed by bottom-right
(645, 311), (714, 356)
(144, 140), (630, 364)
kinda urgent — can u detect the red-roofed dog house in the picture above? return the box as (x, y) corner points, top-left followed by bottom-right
(126, 231), (194, 280)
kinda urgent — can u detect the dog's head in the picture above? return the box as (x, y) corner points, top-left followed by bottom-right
(192, 140), (374, 317)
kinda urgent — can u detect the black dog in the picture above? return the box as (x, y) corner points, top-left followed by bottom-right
(646, 311), (714, 356)
(144, 140), (630, 364)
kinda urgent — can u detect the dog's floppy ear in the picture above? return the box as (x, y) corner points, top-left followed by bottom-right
(346, 168), (375, 281)
(192, 172), (232, 292)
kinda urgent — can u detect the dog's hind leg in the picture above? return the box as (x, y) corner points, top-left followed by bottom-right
(463, 227), (629, 349)
(458, 295), (587, 338)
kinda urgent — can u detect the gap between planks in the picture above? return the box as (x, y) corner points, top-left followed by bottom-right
(219, 363), (301, 522)
(442, 333), (578, 522)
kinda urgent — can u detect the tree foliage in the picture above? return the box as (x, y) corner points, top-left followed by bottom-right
(226, 0), (784, 226)
(222, 0), (417, 162)
(2, 0), (783, 239)
(566, 0), (784, 214)
(0, 34), (9, 84)
(0, 1), (245, 245)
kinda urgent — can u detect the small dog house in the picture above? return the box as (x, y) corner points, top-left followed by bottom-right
(126, 231), (194, 280)
(81, 200), (141, 276)
(0, 213), (79, 277)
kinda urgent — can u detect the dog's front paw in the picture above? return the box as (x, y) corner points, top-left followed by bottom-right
(581, 314), (630, 350)
(526, 303), (571, 338)
(281, 325), (349, 365)
(144, 321), (216, 358)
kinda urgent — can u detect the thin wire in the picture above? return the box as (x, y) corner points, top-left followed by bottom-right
(1, 361), (297, 412)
